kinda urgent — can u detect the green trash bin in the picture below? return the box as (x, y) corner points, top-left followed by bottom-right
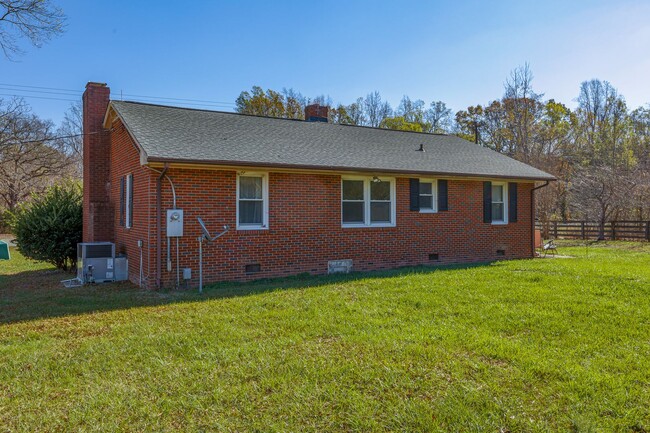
(0, 240), (9, 260)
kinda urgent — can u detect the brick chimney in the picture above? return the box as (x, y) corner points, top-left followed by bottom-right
(82, 82), (113, 242)
(304, 104), (329, 122)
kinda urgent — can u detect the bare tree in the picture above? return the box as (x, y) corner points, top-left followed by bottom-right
(577, 80), (617, 145)
(310, 94), (333, 108)
(0, 97), (72, 211)
(364, 91), (392, 127)
(503, 63), (543, 160)
(56, 101), (82, 176)
(570, 165), (636, 239)
(576, 79), (629, 167)
(0, 0), (65, 59)
(397, 95), (425, 124)
(425, 101), (452, 133)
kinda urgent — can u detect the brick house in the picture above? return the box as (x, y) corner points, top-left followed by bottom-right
(83, 82), (554, 289)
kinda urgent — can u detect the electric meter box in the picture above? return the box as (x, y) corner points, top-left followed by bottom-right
(166, 209), (184, 237)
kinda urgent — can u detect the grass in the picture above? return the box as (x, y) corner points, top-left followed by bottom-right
(1, 242), (649, 432)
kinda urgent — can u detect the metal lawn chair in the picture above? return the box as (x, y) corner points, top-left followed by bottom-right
(542, 239), (558, 257)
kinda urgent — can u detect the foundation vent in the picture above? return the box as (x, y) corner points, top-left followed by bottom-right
(245, 263), (261, 274)
(328, 259), (353, 274)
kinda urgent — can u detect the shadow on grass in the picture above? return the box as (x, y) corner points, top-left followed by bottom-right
(0, 261), (493, 325)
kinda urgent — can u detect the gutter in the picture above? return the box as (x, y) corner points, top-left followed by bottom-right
(531, 181), (550, 257)
(145, 157), (556, 182)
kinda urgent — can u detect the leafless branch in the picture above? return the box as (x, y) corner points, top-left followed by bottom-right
(0, 0), (65, 59)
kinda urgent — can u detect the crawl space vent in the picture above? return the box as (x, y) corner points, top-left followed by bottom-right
(245, 263), (261, 274)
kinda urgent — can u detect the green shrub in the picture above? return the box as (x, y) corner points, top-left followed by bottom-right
(0, 209), (12, 233)
(12, 182), (82, 271)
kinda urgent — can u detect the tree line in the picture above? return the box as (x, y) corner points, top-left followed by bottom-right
(2, 65), (649, 236)
(236, 65), (650, 235)
(236, 87), (453, 133)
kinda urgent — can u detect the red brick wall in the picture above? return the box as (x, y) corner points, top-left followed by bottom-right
(82, 83), (113, 242)
(109, 120), (157, 288)
(100, 119), (534, 289)
(140, 167), (533, 288)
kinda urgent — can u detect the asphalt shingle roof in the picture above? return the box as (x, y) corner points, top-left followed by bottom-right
(110, 101), (555, 181)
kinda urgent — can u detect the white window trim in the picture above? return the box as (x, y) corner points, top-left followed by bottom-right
(341, 176), (396, 228)
(491, 181), (508, 225)
(418, 178), (438, 213)
(236, 172), (269, 230)
(125, 173), (133, 229)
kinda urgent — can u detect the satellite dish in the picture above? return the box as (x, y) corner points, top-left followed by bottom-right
(197, 217), (229, 242)
(197, 217), (211, 239)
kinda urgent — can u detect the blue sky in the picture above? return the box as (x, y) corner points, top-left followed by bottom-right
(2, 0), (650, 125)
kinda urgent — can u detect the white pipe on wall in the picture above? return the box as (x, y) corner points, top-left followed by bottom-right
(198, 236), (203, 294)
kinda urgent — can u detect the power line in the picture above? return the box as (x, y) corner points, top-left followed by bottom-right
(8, 131), (104, 146)
(0, 92), (78, 103)
(0, 86), (81, 98)
(120, 97), (235, 108)
(1, 92), (236, 110)
(0, 82), (238, 107)
(0, 93), (237, 110)
(0, 83), (81, 94)
(120, 92), (235, 106)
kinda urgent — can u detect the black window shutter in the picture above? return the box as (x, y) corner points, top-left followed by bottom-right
(409, 178), (420, 211)
(509, 182), (518, 223)
(438, 179), (448, 211)
(483, 181), (492, 223)
(128, 174), (134, 228)
(119, 176), (125, 227)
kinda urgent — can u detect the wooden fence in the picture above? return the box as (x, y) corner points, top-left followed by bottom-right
(536, 220), (650, 241)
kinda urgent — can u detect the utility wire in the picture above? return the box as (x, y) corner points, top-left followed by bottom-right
(1, 91), (236, 109)
(120, 93), (235, 106)
(0, 83), (81, 94)
(0, 86), (82, 97)
(6, 131), (104, 146)
(2, 92), (237, 109)
(0, 82), (238, 107)
(122, 98), (235, 108)
(0, 92), (78, 102)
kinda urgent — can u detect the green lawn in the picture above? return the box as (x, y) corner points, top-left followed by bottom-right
(1, 243), (649, 432)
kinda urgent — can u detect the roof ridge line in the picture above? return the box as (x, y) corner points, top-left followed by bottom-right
(111, 100), (450, 137)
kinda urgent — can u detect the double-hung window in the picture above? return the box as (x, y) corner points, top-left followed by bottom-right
(342, 179), (365, 224)
(342, 177), (395, 227)
(120, 173), (133, 228)
(418, 179), (437, 213)
(237, 173), (268, 230)
(125, 174), (132, 228)
(491, 182), (508, 224)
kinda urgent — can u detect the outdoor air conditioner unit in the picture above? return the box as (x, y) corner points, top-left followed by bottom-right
(77, 242), (116, 283)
